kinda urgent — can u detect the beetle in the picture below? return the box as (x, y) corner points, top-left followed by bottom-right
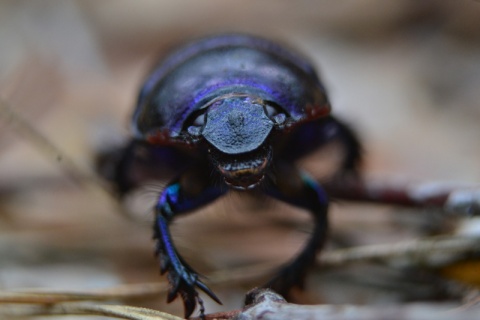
(103, 34), (362, 318)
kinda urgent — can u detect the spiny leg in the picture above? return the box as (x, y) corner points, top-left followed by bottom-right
(281, 115), (363, 175)
(154, 171), (226, 318)
(96, 139), (193, 196)
(324, 116), (363, 174)
(264, 165), (329, 296)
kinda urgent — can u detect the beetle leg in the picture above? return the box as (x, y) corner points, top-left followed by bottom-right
(265, 166), (328, 296)
(282, 116), (362, 175)
(96, 140), (192, 196)
(323, 116), (363, 174)
(100, 140), (139, 195)
(154, 176), (225, 318)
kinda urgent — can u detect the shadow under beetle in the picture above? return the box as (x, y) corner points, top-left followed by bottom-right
(103, 34), (362, 318)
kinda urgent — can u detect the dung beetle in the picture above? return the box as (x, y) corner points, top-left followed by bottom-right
(104, 34), (361, 318)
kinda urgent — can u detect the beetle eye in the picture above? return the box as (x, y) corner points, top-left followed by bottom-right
(192, 113), (206, 126)
(265, 105), (278, 118)
(264, 102), (287, 125)
(187, 126), (201, 136)
(272, 113), (286, 124)
(185, 111), (207, 136)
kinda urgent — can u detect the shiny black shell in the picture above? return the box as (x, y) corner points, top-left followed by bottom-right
(132, 34), (331, 145)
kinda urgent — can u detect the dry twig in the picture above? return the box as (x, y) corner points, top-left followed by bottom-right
(0, 235), (477, 304)
(0, 303), (182, 320)
(319, 235), (480, 268)
(326, 178), (480, 216)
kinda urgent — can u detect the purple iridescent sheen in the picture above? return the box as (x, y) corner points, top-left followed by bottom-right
(132, 34), (330, 142)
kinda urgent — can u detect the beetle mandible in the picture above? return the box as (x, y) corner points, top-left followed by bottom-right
(104, 34), (362, 318)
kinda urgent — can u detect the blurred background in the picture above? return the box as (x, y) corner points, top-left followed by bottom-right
(0, 1), (479, 318)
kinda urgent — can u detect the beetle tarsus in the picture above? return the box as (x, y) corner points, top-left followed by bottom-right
(156, 221), (219, 318)
(154, 181), (225, 318)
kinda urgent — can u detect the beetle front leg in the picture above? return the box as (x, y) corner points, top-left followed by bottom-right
(154, 179), (225, 318)
(324, 116), (363, 174)
(96, 140), (193, 196)
(265, 167), (329, 296)
(281, 115), (362, 175)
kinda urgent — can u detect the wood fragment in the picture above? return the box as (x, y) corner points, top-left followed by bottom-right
(234, 289), (480, 320)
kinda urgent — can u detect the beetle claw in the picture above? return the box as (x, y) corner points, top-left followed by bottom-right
(172, 272), (219, 318)
(196, 278), (222, 305)
(163, 260), (222, 318)
(182, 294), (196, 319)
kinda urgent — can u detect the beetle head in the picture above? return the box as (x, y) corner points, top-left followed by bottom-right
(188, 96), (280, 190)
